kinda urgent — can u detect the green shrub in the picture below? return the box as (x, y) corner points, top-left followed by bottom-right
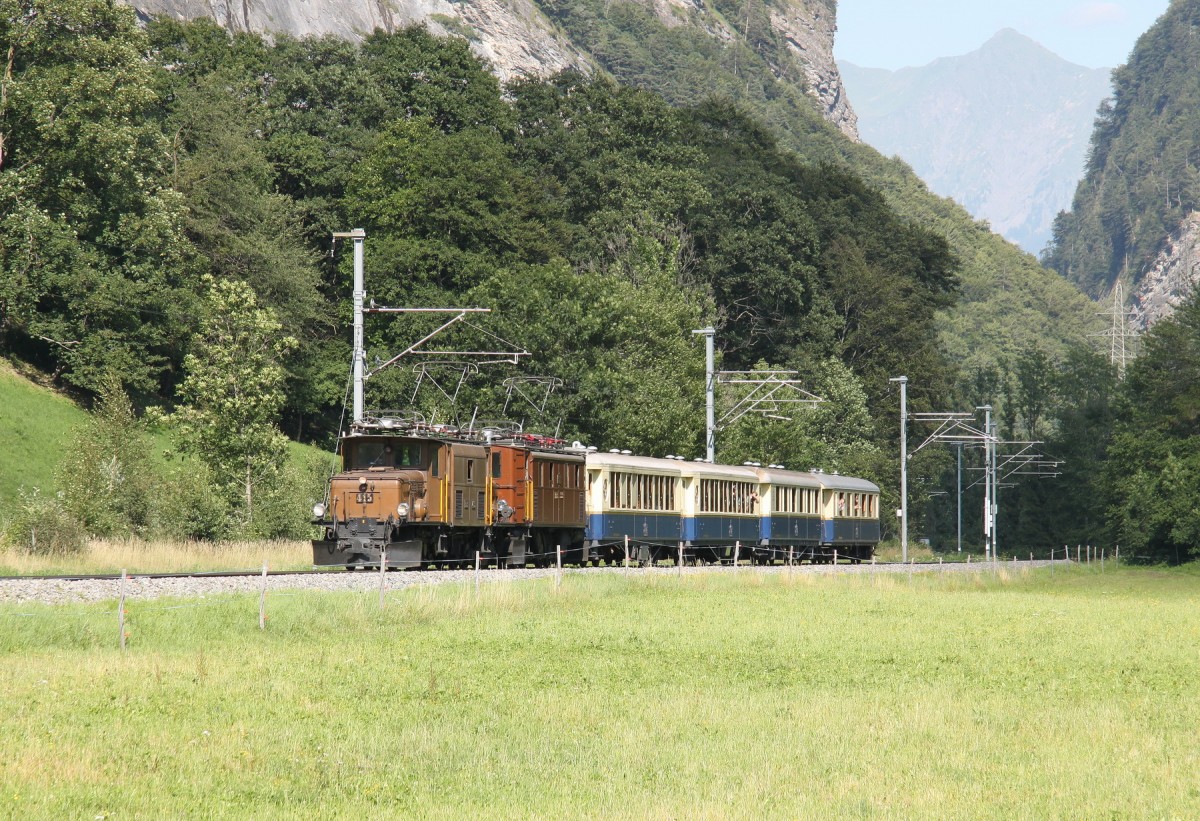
(150, 459), (229, 541)
(2, 487), (86, 555)
(247, 449), (337, 540)
(57, 376), (155, 538)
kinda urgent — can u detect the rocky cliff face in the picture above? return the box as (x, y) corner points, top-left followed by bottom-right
(125, 0), (855, 136)
(131, 0), (588, 82)
(1130, 212), (1200, 332)
(771, 0), (857, 139)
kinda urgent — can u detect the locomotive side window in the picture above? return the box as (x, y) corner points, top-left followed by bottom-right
(466, 460), (475, 482)
(492, 453), (502, 479)
(431, 448), (440, 477)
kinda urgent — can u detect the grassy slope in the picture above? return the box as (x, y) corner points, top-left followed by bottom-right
(0, 359), (334, 509)
(0, 362), (88, 502)
(0, 567), (1196, 817)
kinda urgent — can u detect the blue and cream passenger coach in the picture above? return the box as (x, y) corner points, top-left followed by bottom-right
(757, 467), (824, 546)
(582, 451), (880, 564)
(817, 473), (881, 555)
(585, 452), (682, 561)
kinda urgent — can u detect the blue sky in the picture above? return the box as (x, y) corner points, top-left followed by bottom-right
(834, 1), (1171, 70)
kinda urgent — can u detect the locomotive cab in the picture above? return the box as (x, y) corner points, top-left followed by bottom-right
(312, 434), (443, 569)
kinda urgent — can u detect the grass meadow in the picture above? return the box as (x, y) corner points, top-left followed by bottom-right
(1, 565), (1198, 818)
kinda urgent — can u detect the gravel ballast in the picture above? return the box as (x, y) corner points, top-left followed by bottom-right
(0, 561), (1069, 607)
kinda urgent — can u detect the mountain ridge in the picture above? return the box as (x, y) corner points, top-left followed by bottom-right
(840, 28), (1112, 254)
(125, 0), (859, 139)
(121, 0), (1106, 372)
(1045, 0), (1200, 328)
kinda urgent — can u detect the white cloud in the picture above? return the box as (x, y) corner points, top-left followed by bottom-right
(1061, 2), (1128, 27)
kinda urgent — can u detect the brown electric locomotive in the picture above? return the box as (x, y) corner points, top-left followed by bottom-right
(311, 416), (586, 569)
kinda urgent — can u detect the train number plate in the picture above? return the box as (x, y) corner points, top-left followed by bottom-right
(356, 492), (374, 504)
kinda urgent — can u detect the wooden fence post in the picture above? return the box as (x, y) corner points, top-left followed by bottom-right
(475, 550), (481, 597)
(624, 535), (630, 573)
(733, 541), (740, 571)
(378, 549), (387, 610)
(119, 569), (128, 651)
(260, 562), (269, 629)
(556, 545), (562, 589)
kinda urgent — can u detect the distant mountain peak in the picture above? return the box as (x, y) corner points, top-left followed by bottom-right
(839, 37), (1112, 253)
(974, 27), (1093, 68)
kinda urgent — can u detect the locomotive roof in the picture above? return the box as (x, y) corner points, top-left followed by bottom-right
(344, 428), (571, 453)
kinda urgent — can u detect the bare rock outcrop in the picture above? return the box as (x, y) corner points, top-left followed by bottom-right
(1130, 212), (1200, 331)
(769, 1), (858, 140)
(124, 0), (856, 134)
(129, 0), (588, 82)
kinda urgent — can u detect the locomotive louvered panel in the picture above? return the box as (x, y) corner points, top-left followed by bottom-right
(477, 491), (485, 519)
(455, 490), (463, 519)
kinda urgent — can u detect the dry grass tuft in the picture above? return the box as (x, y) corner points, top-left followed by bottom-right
(0, 537), (311, 576)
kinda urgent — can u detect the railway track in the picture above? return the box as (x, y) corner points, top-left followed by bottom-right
(0, 560), (1071, 607)
(3, 568), (343, 583)
(0, 556), (1041, 583)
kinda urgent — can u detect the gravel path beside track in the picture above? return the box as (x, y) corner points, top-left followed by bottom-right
(0, 561), (1071, 606)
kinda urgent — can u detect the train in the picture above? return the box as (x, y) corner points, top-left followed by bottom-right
(312, 412), (881, 569)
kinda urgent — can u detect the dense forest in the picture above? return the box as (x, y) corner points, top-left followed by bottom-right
(0, 2), (960, 540)
(1, 0), (1196, 563)
(1045, 0), (1200, 293)
(526, 0), (1106, 372)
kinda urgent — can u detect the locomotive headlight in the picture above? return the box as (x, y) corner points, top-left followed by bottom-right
(397, 502), (410, 520)
(312, 502), (326, 519)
